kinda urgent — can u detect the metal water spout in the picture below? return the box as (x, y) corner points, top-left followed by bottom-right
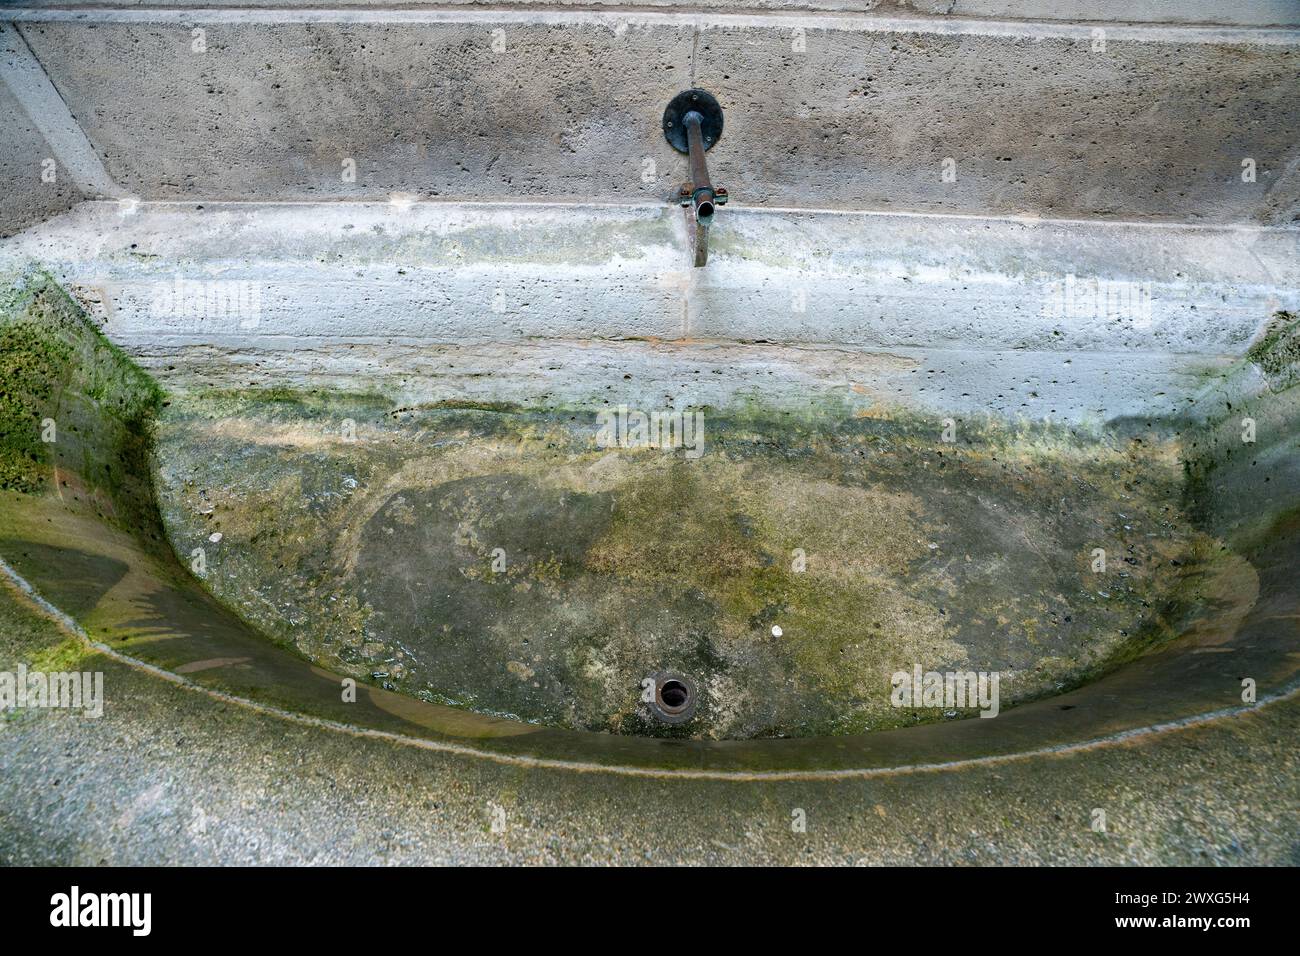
(663, 89), (728, 267)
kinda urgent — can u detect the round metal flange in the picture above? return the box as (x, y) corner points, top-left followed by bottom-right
(647, 672), (697, 724)
(662, 89), (724, 154)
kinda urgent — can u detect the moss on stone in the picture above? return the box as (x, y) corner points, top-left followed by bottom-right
(0, 318), (71, 492)
(153, 391), (1205, 739)
(23, 636), (92, 674)
(0, 269), (165, 548)
(1246, 310), (1300, 389)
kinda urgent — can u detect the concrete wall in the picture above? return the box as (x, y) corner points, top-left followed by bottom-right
(0, 24), (81, 237)
(4, 6), (1298, 224)
(11, 2), (1300, 28)
(1, 4), (1295, 423)
(3, 200), (1294, 421)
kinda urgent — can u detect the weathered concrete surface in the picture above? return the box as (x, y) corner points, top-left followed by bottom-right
(108, 339), (1239, 425)
(152, 395), (1203, 738)
(0, 269), (1295, 865)
(10, 1), (1300, 29)
(0, 25), (82, 237)
(3, 581), (1299, 865)
(4, 8), (1298, 223)
(923, 0), (1300, 25)
(9, 201), (1296, 353)
(0, 200), (1291, 420)
(0, 81), (78, 239)
(0, 1), (1295, 869)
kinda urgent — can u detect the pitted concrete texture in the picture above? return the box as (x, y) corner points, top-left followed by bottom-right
(923, 0), (1300, 25)
(0, 26), (81, 237)
(104, 338), (1238, 424)
(5, 202), (1295, 354)
(2, 199), (1289, 420)
(4, 8), (1298, 223)
(2, 583), (1298, 865)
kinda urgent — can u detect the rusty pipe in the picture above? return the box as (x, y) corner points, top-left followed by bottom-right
(663, 89), (728, 268)
(684, 111), (715, 223)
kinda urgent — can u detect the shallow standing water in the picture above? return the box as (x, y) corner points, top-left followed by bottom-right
(152, 390), (1215, 739)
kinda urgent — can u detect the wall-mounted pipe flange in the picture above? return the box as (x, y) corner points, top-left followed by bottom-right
(662, 89), (724, 153)
(662, 89), (727, 267)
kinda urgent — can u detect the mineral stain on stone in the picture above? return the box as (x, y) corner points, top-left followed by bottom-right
(154, 390), (1207, 739)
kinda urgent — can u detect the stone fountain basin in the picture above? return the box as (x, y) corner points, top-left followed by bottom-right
(0, 201), (1296, 775)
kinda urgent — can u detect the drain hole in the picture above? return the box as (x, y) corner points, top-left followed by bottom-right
(648, 674), (696, 723)
(660, 680), (690, 711)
